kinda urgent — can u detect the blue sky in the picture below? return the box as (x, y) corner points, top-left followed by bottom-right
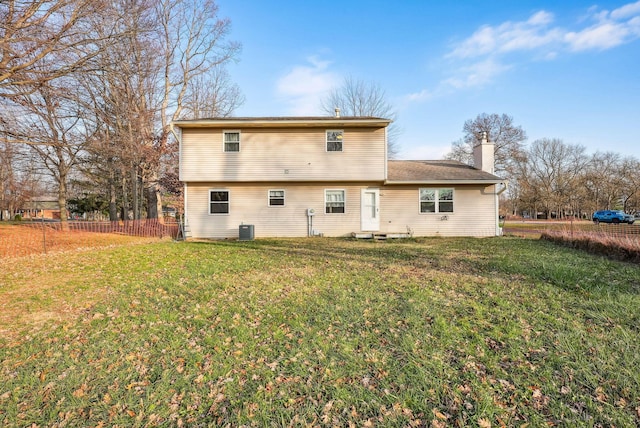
(218, 0), (640, 160)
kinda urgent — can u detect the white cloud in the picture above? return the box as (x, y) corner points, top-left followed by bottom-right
(276, 56), (340, 115)
(439, 2), (640, 91)
(449, 3), (640, 60)
(442, 58), (512, 90)
(447, 10), (560, 59)
(611, 0), (640, 20)
(565, 21), (632, 51)
(564, 2), (640, 51)
(404, 89), (433, 103)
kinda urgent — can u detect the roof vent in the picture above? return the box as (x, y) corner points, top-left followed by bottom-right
(334, 107), (340, 118)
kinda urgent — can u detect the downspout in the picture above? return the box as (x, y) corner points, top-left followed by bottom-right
(497, 181), (508, 195)
(495, 182), (508, 236)
(171, 124), (187, 238)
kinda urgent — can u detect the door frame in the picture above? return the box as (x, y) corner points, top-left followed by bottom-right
(360, 188), (380, 231)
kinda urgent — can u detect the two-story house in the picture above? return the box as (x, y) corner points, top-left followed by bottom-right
(173, 114), (505, 239)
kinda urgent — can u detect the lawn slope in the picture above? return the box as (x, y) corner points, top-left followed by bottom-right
(1, 237), (639, 426)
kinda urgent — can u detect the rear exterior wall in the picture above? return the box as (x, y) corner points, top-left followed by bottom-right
(180, 127), (386, 183)
(378, 184), (498, 237)
(185, 182), (499, 239)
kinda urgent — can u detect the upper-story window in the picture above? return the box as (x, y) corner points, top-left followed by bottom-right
(223, 131), (240, 152)
(326, 130), (343, 152)
(419, 188), (454, 213)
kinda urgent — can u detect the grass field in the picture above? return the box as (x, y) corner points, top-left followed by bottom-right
(1, 237), (639, 426)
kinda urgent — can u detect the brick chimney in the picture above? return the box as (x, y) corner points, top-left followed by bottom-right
(473, 131), (495, 174)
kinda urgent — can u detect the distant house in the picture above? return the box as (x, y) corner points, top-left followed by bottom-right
(173, 114), (505, 239)
(19, 196), (62, 220)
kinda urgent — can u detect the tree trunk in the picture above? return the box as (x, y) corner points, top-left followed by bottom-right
(109, 170), (118, 221)
(58, 174), (69, 231)
(146, 179), (162, 221)
(122, 174), (129, 220)
(131, 167), (139, 220)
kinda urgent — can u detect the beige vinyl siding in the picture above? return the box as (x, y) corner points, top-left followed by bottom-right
(185, 182), (499, 239)
(379, 184), (498, 237)
(180, 127), (385, 182)
(186, 182), (378, 238)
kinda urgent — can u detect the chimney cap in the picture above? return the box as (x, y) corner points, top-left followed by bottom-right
(334, 107), (341, 118)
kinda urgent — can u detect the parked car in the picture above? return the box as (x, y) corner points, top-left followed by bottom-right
(592, 210), (635, 224)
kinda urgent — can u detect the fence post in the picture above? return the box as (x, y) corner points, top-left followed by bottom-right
(41, 210), (47, 254)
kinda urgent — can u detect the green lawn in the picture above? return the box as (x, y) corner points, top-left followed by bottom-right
(1, 237), (639, 427)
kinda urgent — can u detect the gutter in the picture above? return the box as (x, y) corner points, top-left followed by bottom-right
(496, 181), (508, 195)
(172, 118), (391, 128)
(384, 179), (503, 185)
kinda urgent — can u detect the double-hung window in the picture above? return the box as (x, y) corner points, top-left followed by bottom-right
(325, 190), (345, 213)
(268, 190), (285, 206)
(209, 190), (229, 214)
(419, 188), (454, 213)
(326, 130), (343, 152)
(223, 131), (240, 152)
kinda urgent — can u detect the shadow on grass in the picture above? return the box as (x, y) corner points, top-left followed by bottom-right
(185, 237), (640, 297)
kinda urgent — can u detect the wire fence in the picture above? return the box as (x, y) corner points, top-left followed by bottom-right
(504, 221), (640, 239)
(504, 220), (640, 263)
(0, 220), (180, 259)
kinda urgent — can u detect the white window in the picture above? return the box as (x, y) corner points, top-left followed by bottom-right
(209, 190), (229, 214)
(326, 130), (343, 152)
(420, 188), (454, 213)
(268, 189), (285, 206)
(223, 131), (240, 152)
(325, 189), (345, 213)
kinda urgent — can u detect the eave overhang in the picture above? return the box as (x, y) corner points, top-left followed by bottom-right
(384, 179), (504, 185)
(172, 117), (391, 129)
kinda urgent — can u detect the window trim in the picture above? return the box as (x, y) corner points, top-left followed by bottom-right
(268, 189), (285, 207)
(209, 189), (230, 215)
(419, 187), (454, 214)
(325, 189), (346, 214)
(223, 130), (241, 152)
(326, 129), (344, 152)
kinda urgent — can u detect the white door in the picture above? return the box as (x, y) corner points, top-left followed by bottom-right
(361, 188), (380, 231)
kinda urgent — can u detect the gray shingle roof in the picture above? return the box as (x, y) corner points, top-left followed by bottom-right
(387, 160), (503, 183)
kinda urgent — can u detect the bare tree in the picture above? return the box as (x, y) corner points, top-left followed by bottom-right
(0, 0), (112, 98)
(321, 76), (400, 158)
(145, 0), (241, 219)
(6, 80), (94, 226)
(0, 134), (22, 220)
(78, 0), (241, 221)
(515, 139), (588, 219)
(181, 68), (244, 119)
(1, 0), (241, 222)
(583, 152), (623, 213)
(447, 113), (527, 176)
(620, 157), (640, 213)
